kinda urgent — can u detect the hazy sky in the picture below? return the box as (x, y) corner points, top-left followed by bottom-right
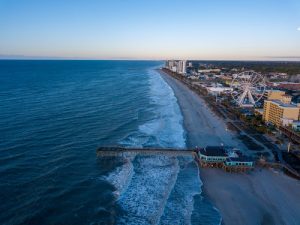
(0, 0), (300, 60)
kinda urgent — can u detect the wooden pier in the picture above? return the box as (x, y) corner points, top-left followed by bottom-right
(96, 146), (300, 178)
(97, 146), (197, 157)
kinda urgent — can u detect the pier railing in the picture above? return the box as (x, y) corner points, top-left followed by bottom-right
(97, 146), (196, 157)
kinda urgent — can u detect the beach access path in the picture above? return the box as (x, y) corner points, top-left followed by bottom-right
(159, 69), (300, 225)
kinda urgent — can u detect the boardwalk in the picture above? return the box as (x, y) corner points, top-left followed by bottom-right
(97, 147), (196, 157)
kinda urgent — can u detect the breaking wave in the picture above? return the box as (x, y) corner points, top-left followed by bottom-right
(103, 68), (212, 225)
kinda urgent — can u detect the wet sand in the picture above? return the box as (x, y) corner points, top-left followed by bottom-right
(159, 69), (300, 225)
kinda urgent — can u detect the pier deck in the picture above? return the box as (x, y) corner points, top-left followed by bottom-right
(97, 147), (196, 157)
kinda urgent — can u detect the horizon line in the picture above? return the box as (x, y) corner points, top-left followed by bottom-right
(1, 58), (300, 62)
(1, 54), (300, 62)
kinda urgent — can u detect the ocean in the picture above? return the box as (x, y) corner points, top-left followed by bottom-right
(0, 60), (220, 225)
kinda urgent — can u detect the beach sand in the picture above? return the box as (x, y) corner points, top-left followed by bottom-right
(159, 69), (300, 225)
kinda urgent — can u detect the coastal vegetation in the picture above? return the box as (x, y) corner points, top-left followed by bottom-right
(190, 60), (300, 75)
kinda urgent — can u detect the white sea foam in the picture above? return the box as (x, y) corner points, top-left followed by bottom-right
(142, 69), (186, 148)
(104, 154), (136, 197)
(119, 69), (186, 148)
(104, 68), (207, 224)
(159, 157), (202, 225)
(117, 155), (180, 225)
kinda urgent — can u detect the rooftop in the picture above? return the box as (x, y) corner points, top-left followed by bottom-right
(226, 156), (253, 163)
(267, 99), (298, 108)
(267, 89), (284, 92)
(199, 146), (228, 157)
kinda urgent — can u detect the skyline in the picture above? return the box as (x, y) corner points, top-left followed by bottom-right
(0, 0), (300, 60)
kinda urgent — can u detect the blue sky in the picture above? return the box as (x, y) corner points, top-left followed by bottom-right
(0, 0), (300, 60)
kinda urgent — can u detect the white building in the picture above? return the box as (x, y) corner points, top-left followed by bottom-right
(165, 60), (176, 70)
(206, 87), (233, 95)
(232, 73), (251, 79)
(198, 69), (221, 73)
(177, 60), (187, 74)
(281, 118), (294, 127)
(165, 60), (187, 75)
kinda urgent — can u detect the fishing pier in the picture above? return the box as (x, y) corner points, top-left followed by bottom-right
(96, 146), (256, 173)
(97, 146), (197, 157)
(97, 146), (300, 178)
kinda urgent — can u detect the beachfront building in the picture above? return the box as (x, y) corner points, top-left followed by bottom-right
(263, 95), (300, 127)
(198, 146), (228, 167)
(165, 60), (186, 75)
(198, 146), (254, 171)
(223, 157), (254, 172)
(177, 60), (187, 75)
(165, 60), (176, 70)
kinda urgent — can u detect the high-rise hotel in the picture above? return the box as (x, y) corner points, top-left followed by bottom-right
(263, 91), (300, 127)
(165, 60), (187, 75)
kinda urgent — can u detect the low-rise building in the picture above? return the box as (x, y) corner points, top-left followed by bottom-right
(224, 157), (254, 167)
(292, 121), (300, 132)
(198, 146), (254, 171)
(281, 118), (294, 127)
(198, 69), (221, 73)
(266, 82), (300, 91)
(187, 75), (199, 80)
(254, 108), (264, 116)
(206, 87), (233, 95)
(198, 146), (228, 167)
(223, 156), (254, 172)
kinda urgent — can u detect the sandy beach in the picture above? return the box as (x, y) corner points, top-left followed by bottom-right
(159, 69), (300, 225)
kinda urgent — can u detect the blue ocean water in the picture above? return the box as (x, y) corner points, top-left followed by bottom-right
(0, 60), (220, 225)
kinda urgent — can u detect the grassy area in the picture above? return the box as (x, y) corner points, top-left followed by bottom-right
(282, 152), (300, 173)
(237, 135), (265, 151)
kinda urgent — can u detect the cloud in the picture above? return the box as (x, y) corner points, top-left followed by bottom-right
(298, 27), (300, 31)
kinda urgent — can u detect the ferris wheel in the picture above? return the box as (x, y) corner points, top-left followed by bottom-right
(230, 71), (266, 107)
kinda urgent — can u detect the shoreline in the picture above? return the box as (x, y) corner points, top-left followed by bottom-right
(158, 68), (300, 225)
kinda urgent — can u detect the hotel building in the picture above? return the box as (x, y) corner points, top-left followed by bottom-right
(177, 60), (187, 74)
(263, 93), (300, 127)
(165, 60), (186, 75)
(263, 90), (286, 100)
